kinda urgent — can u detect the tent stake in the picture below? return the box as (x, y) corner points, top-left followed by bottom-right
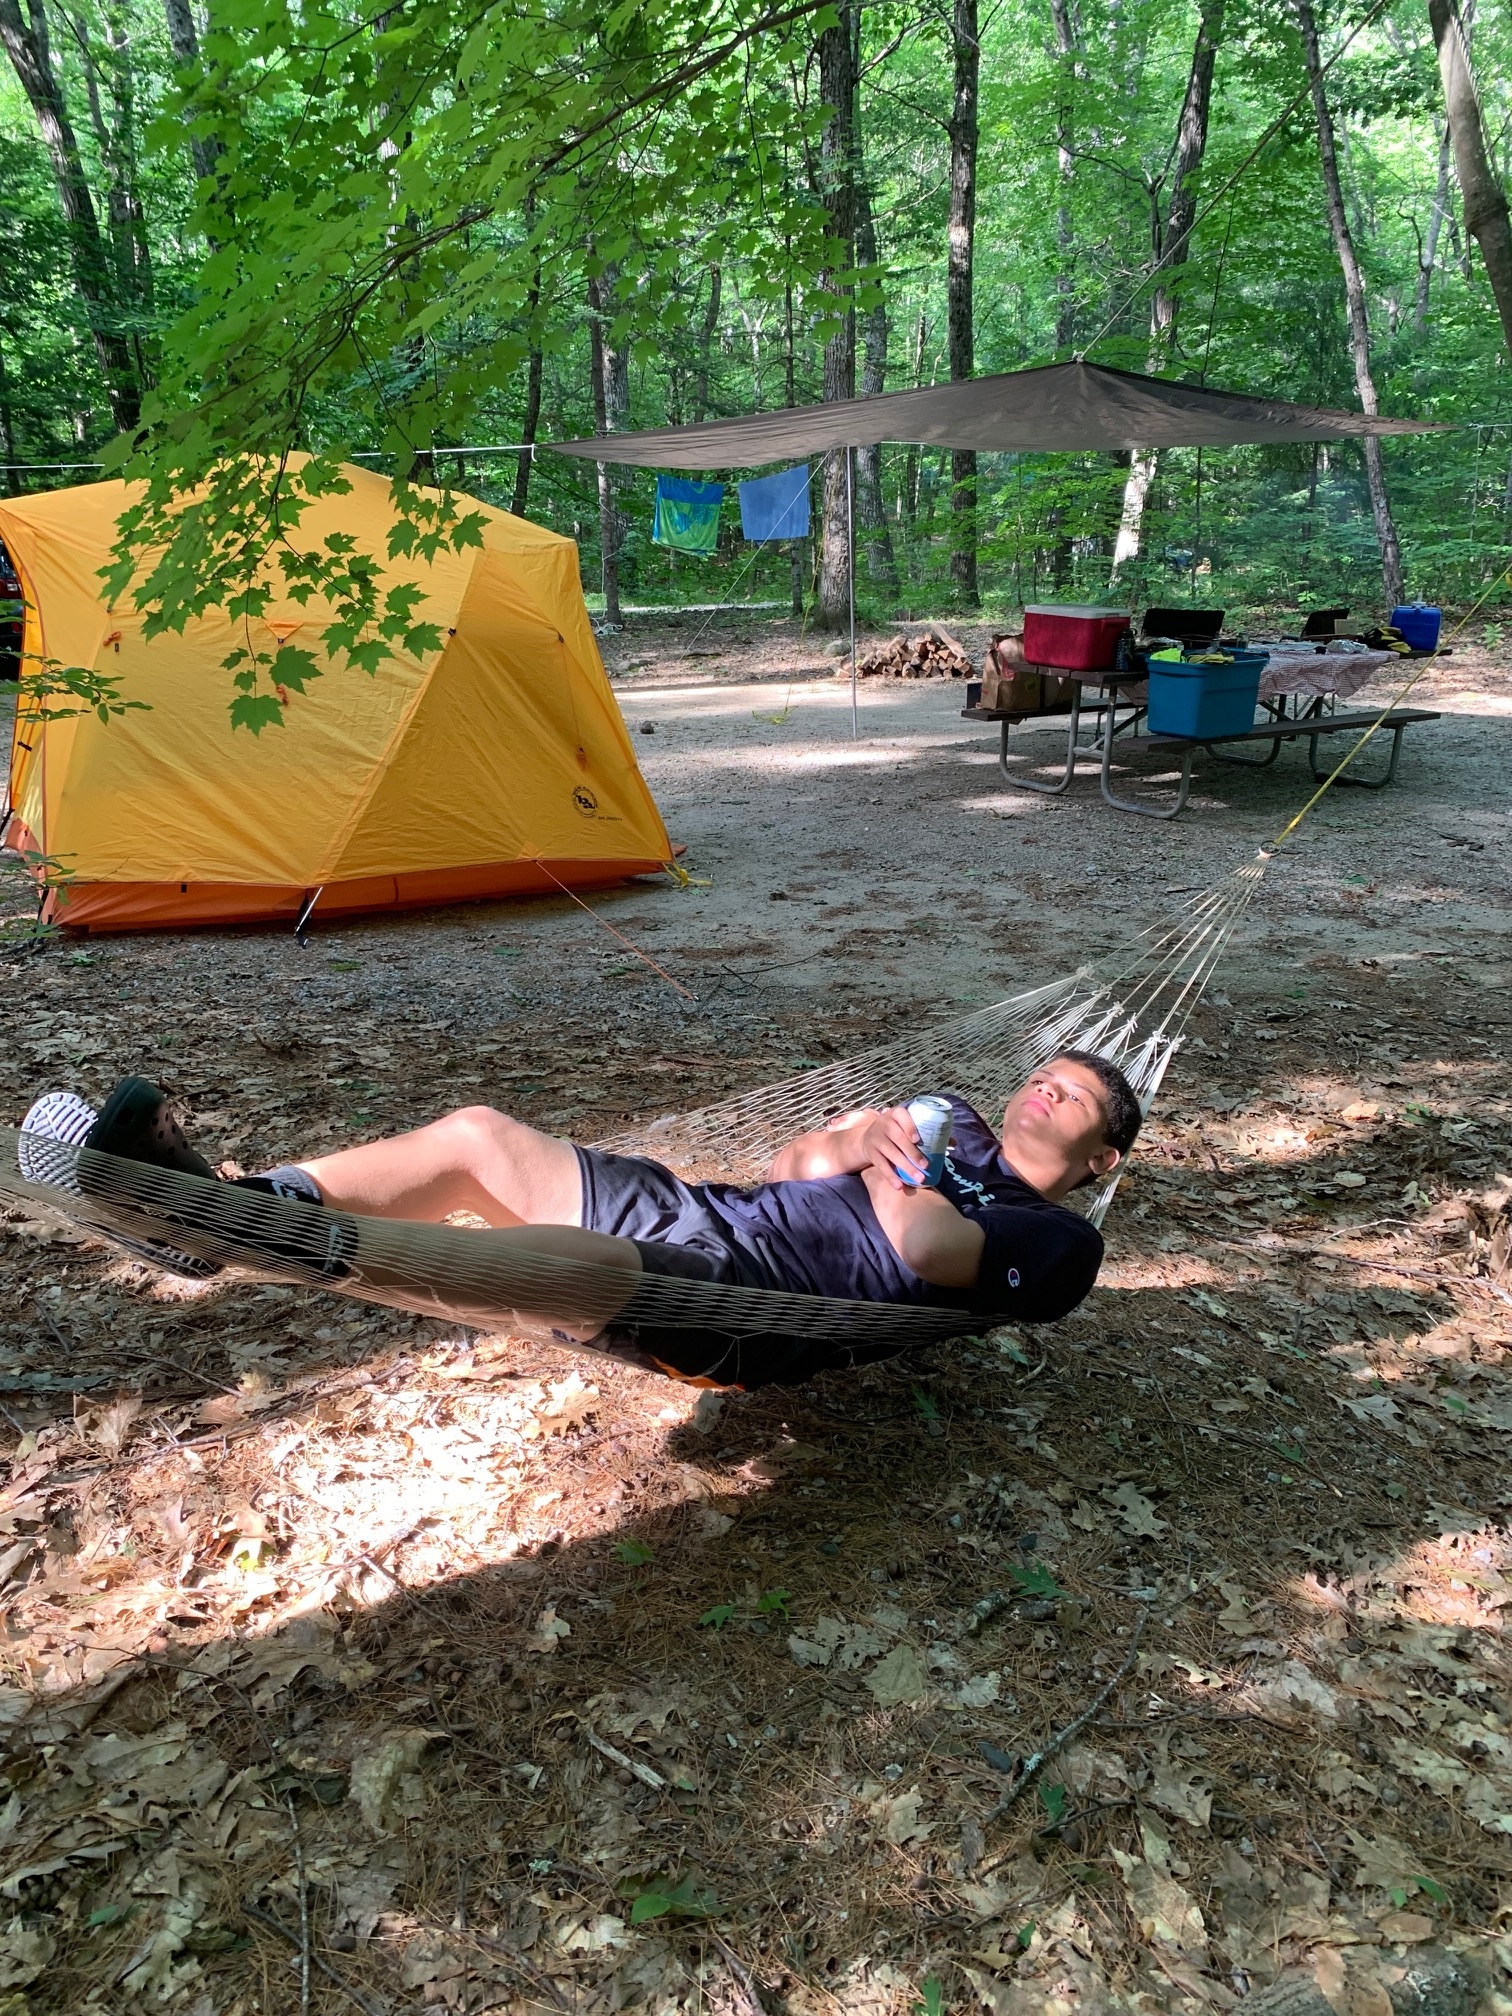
(847, 445), (857, 739)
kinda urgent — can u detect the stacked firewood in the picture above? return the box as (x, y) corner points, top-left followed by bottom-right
(856, 626), (973, 679)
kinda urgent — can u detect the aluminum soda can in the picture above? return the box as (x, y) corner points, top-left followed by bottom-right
(898, 1094), (954, 1188)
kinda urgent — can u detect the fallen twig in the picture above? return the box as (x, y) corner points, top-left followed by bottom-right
(284, 1792), (311, 2016)
(705, 1927), (769, 2016)
(1247, 1236), (1512, 1306)
(241, 1899), (385, 2016)
(582, 1721), (667, 1790)
(456, 1926), (571, 2010)
(980, 1607), (1149, 1856)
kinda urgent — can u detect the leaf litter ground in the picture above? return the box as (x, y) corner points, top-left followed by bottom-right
(0, 634), (1510, 2015)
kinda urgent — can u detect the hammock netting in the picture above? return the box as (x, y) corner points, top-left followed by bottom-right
(0, 864), (1265, 1367)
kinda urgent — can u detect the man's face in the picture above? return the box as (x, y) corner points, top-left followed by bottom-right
(999, 1059), (1121, 1198)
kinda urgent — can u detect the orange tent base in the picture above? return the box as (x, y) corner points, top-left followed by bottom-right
(7, 829), (671, 932)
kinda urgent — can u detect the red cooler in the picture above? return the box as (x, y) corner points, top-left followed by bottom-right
(1022, 605), (1131, 672)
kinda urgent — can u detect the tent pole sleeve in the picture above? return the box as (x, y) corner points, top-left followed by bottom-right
(848, 445), (857, 739)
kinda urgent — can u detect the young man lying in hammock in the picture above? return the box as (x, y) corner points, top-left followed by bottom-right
(24, 1051), (1140, 1389)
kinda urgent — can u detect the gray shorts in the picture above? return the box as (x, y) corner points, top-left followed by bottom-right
(573, 1145), (774, 1289)
(568, 1148), (935, 1391)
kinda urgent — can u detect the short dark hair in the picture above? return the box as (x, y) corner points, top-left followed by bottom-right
(1051, 1049), (1143, 1155)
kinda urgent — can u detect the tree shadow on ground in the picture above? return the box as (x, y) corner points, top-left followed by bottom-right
(2, 1242), (1507, 2015)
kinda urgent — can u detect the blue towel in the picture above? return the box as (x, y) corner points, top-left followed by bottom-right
(738, 463), (810, 543)
(653, 474), (724, 555)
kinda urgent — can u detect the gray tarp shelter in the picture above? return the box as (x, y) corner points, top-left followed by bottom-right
(552, 360), (1441, 727)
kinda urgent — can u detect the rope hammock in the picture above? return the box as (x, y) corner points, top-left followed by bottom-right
(0, 862), (1266, 1375)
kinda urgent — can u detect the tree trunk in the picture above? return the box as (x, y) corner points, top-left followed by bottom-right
(947, 0), (979, 607)
(1048, 0), (1077, 582)
(1294, 0), (1404, 605)
(692, 264), (721, 422)
(815, 8), (856, 630)
(901, 307), (926, 535)
(0, 336), (21, 494)
(853, 141), (900, 599)
(1415, 122), (1455, 331)
(512, 341), (543, 521)
(587, 262), (626, 626)
(511, 199), (544, 520)
(0, 0), (140, 430)
(782, 256), (804, 615)
(1427, 0), (1512, 358)
(160, 0), (223, 186)
(1048, 0), (1076, 353)
(1112, 0), (1224, 576)
(91, 1), (155, 389)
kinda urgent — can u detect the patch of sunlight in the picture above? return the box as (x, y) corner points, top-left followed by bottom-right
(1098, 1255), (1234, 1290)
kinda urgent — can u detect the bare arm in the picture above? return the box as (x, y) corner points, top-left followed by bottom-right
(767, 1106), (984, 1291)
(860, 1168), (985, 1288)
(766, 1105), (931, 1183)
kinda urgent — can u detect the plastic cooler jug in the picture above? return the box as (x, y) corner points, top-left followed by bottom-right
(1022, 605), (1130, 672)
(1389, 604), (1441, 652)
(1147, 651), (1268, 740)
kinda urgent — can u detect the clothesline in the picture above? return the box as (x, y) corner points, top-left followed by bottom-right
(0, 445), (537, 475)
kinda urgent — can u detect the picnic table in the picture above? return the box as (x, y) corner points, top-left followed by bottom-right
(963, 644), (1439, 819)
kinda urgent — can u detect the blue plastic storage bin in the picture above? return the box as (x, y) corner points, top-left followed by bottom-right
(1146, 651), (1267, 739)
(1390, 603), (1441, 652)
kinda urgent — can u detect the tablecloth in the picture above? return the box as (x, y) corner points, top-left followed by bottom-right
(1250, 642), (1393, 703)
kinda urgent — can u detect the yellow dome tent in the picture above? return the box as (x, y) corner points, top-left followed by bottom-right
(0, 466), (671, 932)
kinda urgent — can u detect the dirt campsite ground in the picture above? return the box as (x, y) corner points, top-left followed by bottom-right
(0, 615), (1510, 2016)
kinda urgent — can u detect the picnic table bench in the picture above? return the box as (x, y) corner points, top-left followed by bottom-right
(962, 674), (1440, 819)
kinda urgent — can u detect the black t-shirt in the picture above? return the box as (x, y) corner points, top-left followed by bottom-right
(697, 1095), (1103, 1323)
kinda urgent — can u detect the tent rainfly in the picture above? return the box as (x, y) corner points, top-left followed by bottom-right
(552, 359), (1442, 467)
(1, 465), (672, 932)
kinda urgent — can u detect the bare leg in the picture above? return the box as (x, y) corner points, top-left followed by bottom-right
(297, 1107), (582, 1229)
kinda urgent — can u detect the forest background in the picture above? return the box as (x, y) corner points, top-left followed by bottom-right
(3, 0), (1512, 705)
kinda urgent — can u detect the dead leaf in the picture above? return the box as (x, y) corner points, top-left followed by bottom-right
(529, 1375), (598, 1438)
(348, 1729), (434, 1836)
(92, 1395), (143, 1456)
(331, 1850), (406, 1939)
(401, 1930), (470, 2001)
(1387, 1739), (1468, 1796)
(1147, 1761), (1214, 1829)
(951, 1672), (1001, 1709)
(865, 1644), (928, 1707)
(872, 1788), (931, 1845)
(1374, 1911), (1434, 1944)
(1462, 1778), (1512, 1834)
(1346, 1830), (1421, 1893)
(1102, 1481), (1169, 1536)
(527, 1606), (571, 1655)
(1314, 1944), (1394, 2016)
(1216, 1579), (1258, 1637)
(556, 1912), (630, 1953)
(1112, 1850), (1207, 1958)
(0, 1917), (55, 1989)
(117, 1885), (208, 2001)
(1251, 1660), (1341, 1723)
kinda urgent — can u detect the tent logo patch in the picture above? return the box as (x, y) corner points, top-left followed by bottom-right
(572, 785), (600, 817)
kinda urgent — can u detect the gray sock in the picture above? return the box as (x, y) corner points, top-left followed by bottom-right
(244, 1164), (324, 1205)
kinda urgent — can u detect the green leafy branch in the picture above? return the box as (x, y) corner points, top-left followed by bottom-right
(19, 658), (150, 725)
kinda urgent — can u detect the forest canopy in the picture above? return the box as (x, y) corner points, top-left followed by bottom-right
(2, 0), (1510, 717)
